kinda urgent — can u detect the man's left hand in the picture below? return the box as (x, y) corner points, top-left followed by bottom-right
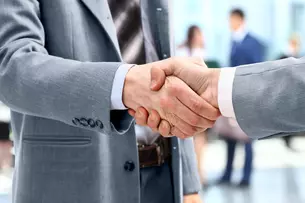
(184, 194), (203, 203)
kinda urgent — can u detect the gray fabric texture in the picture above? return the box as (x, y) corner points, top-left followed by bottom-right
(233, 57), (305, 140)
(0, 0), (200, 202)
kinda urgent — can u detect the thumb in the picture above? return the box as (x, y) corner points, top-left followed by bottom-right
(128, 109), (136, 117)
(150, 66), (167, 91)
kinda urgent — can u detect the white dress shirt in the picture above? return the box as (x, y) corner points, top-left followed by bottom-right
(111, 64), (134, 110)
(218, 68), (236, 118)
(232, 26), (248, 43)
(111, 64), (237, 144)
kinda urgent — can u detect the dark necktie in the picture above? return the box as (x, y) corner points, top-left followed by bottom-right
(108, 0), (146, 64)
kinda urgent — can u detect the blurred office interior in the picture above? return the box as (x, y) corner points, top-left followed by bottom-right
(174, 0), (305, 64)
(1, 0), (305, 203)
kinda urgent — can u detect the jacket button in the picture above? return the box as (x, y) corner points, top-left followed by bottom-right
(95, 120), (103, 129)
(72, 118), (77, 126)
(124, 161), (135, 172)
(80, 118), (88, 126)
(88, 119), (96, 128)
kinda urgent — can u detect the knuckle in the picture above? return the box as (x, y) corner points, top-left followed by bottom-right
(170, 127), (177, 136)
(159, 121), (170, 136)
(135, 114), (145, 125)
(135, 114), (142, 122)
(148, 114), (157, 123)
(191, 99), (204, 112)
(208, 108), (220, 120)
(189, 116), (201, 126)
(159, 97), (169, 108)
(168, 114), (179, 126)
(148, 121), (157, 129)
(160, 97), (174, 109)
(168, 83), (179, 95)
(190, 126), (198, 135)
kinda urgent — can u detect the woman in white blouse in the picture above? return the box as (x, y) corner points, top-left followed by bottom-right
(176, 25), (207, 188)
(176, 25), (206, 58)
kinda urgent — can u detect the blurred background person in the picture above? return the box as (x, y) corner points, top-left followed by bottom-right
(0, 123), (11, 173)
(176, 25), (208, 189)
(176, 25), (206, 58)
(217, 8), (264, 188)
(0, 102), (11, 174)
(0, 101), (12, 194)
(278, 34), (301, 59)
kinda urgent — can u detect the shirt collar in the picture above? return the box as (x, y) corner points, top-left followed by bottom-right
(232, 26), (248, 42)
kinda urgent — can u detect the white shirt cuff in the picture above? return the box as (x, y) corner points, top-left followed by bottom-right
(218, 67), (236, 118)
(111, 64), (135, 110)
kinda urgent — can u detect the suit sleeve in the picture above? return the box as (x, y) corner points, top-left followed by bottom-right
(180, 138), (201, 195)
(233, 57), (305, 139)
(0, 0), (133, 134)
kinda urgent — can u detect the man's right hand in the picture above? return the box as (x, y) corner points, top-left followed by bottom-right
(150, 57), (220, 108)
(127, 57), (221, 137)
(123, 58), (220, 138)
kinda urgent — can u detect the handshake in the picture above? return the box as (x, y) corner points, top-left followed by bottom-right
(123, 57), (222, 139)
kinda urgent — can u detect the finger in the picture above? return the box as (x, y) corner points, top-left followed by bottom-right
(150, 58), (184, 91)
(147, 109), (161, 131)
(169, 112), (208, 136)
(150, 66), (166, 91)
(170, 126), (191, 139)
(180, 95), (220, 121)
(134, 107), (149, 126)
(171, 84), (220, 121)
(166, 96), (216, 130)
(128, 109), (136, 117)
(158, 120), (172, 137)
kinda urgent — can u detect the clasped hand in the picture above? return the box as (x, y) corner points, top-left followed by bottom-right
(123, 57), (221, 138)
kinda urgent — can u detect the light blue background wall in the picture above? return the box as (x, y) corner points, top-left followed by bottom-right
(173, 0), (305, 66)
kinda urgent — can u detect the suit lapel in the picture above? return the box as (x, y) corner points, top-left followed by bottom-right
(79, 0), (121, 55)
(140, 0), (171, 61)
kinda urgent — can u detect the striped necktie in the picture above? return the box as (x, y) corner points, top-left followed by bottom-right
(108, 0), (146, 64)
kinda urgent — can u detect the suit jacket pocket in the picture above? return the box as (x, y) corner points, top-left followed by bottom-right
(22, 135), (91, 146)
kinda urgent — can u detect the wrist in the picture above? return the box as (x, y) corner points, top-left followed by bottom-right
(122, 65), (138, 109)
(122, 64), (152, 110)
(209, 69), (220, 108)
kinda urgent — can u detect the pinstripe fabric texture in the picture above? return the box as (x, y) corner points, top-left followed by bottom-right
(108, 0), (146, 64)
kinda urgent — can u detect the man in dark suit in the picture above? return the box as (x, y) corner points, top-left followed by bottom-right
(218, 8), (264, 188)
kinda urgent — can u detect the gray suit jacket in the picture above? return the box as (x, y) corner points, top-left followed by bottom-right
(233, 57), (305, 139)
(0, 0), (200, 203)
